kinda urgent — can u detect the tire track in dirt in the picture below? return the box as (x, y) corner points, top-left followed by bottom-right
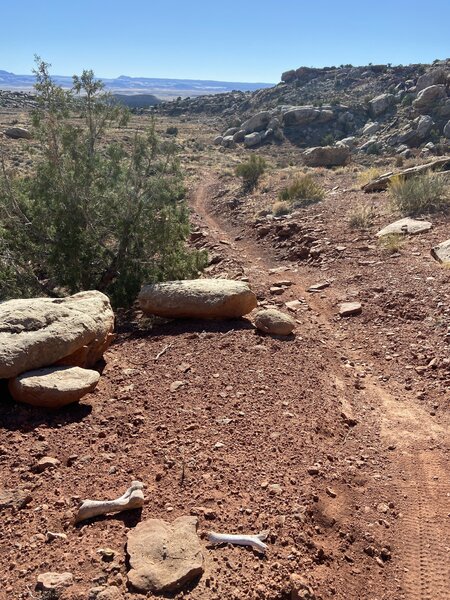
(192, 178), (450, 600)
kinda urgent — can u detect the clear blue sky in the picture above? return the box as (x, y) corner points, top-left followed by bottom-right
(1, 0), (449, 82)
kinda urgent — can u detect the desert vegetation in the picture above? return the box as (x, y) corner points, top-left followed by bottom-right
(388, 172), (450, 216)
(0, 60), (206, 306)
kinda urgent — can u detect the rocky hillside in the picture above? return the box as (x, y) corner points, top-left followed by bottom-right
(156, 60), (450, 158)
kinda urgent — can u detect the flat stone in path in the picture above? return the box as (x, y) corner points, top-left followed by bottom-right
(339, 302), (362, 317)
(376, 218), (432, 237)
(127, 516), (204, 593)
(8, 366), (100, 408)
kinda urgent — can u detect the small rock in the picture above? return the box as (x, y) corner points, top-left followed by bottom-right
(97, 588), (123, 600)
(0, 488), (32, 510)
(254, 308), (295, 336)
(33, 456), (60, 473)
(290, 573), (316, 600)
(308, 282), (330, 292)
(170, 380), (185, 393)
(339, 302), (362, 317)
(36, 572), (73, 592)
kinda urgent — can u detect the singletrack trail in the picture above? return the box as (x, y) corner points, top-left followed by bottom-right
(192, 178), (450, 600)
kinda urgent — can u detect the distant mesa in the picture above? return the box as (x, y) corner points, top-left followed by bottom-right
(0, 69), (274, 100)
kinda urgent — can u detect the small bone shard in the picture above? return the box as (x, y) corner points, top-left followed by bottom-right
(75, 480), (144, 523)
(207, 530), (269, 553)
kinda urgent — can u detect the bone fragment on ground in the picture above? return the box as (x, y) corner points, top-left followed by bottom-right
(207, 530), (269, 552)
(75, 480), (144, 523)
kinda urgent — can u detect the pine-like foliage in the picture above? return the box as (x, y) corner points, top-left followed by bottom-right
(0, 59), (207, 307)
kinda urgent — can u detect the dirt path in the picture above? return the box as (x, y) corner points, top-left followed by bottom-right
(192, 178), (450, 600)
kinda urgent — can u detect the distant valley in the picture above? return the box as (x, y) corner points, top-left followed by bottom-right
(0, 69), (274, 100)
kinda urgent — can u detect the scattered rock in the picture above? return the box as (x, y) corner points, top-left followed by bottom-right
(36, 572), (73, 592)
(302, 146), (349, 167)
(33, 456), (60, 473)
(0, 291), (114, 379)
(8, 366), (100, 408)
(339, 302), (362, 317)
(97, 587), (123, 600)
(376, 217), (432, 237)
(290, 574), (316, 600)
(431, 239), (450, 264)
(254, 309), (295, 336)
(308, 281), (330, 292)
(127, 516), (204, 593)
(0, 488), (32, 511)
(138, 279), (257, 319)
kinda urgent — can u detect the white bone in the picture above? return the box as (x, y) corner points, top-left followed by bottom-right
(207, 530), (269, 553)
(75, 480), (144, 523)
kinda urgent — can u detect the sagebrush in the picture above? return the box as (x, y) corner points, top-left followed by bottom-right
(389, 172), (449, 216)
(278, 175), (324, 207)
(235, 155), (266, 191)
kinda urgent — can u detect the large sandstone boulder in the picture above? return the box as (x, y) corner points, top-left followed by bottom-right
(8, 366), (100, 408)
(431, 239), (450, 264)
(138, 279), (257, 319)
(240, 111), (271, 133)
(0, 291), (114, 379)
(416, 68), (447, 92)
(282, 106), (319, 127)
(4, 127), (32, 140)
(369, 93), (395, 117)
(244, 132), (263, 147)
(376, 218), (432, 237)
(127, 516), (204, 593)
(302, 146), (349, 167)
(413, 85), (447, 112)
(254, 309), (295, 336)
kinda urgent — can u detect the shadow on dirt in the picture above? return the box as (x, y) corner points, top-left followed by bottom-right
(0, 379), (93, 432)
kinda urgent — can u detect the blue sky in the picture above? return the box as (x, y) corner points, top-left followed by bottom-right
(1, 0), (449, 82)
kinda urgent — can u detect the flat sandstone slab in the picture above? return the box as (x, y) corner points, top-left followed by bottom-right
(431, 239), (450, 264)
(376, 217), (432, 237)
(127, 516), (204, 593)
(339, 302), (362, 317)
(8, 366), (100, 408)
(138, 279), (257, 319)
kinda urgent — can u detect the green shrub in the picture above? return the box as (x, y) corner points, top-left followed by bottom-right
(235, 155), (266, 191)
(278, 175), (325, 207)
(389, 172), (449, 216)
(0, 58), (207, 307)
